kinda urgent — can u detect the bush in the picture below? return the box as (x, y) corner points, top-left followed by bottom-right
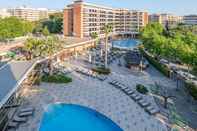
(136, 84), (149, 94)
(92, 67), (111, 75)
(139, 48), (170, 77)
(41, 74), (72, 83)
(185, 81), (197, 100)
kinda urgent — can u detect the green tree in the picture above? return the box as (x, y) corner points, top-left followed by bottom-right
(0, 17), (34, 41)
(24, 38), (37, 60)
(42, 26), (50, 36)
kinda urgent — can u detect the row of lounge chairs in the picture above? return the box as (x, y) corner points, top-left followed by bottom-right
(7, 107), (35, 130)
(109, 80), (159, 115)
(75, 68), (107, 81)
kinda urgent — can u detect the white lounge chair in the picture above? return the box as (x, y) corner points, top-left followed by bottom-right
(126, 90), (135, 95)
(123, 88), (131, 92)
(133, 95), (142, 101)
(8, 121), (19, 129)
(18, 111), (34, 117)
(138, 99), (150, 107)
(20, 107), (34, 113)
(146, 106), (159, 115)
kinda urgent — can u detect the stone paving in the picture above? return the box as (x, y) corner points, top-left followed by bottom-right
(15, 59), (170, 131)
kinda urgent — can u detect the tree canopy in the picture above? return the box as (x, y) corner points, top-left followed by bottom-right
(34, 12), (63, 34)
(0, 17), (34, 41)
(140, 22), (197, 74)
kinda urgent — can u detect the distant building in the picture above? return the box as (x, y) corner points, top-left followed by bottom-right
(149, 14), (162, 23)
(183, 15), (197, 25)
(0, 9), (11, 18)
(63, 1), (148, 38)
(7, 6), (49, 21)
(149, 13), (183, 27)
(48, 9), (62, 15)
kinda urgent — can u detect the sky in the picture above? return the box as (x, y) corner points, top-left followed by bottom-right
(0, 0), (197, 15)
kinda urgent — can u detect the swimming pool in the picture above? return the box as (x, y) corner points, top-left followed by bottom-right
(39, 104), (123, 131)
(112, 39), (140, 49)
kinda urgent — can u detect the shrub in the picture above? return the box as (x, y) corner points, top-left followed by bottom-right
(136, 84), (149, 94)
(41, 74), (72, 83)
(92, 67), (111, 75)
(185, 81), (197, 100)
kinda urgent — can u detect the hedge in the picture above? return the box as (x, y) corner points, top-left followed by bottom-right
(185, 81), (197, 100)
(139, 48), (171, 77)
(92, 67), (111, 75)
(41, 74), (72, 83)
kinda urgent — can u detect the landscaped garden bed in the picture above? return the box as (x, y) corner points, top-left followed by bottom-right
(136, 84), (149, 94)
(185, 81), (197, 100)
(41, 74), (72, 84)
(92, 67), (111, 75)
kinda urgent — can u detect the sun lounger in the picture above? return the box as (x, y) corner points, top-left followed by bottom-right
(8, 121), (19, 129)
(20, 107), (34, 113)
(114, 83), (122, 88)
(123, 88), (131, 92)
(126, 90), (135, 95)
(133, 95), (142, 101)
(138, 99), (150, 107)
(130, 93), (138, 98)
(18, 111), (34, 117)
(109, 80), (116, 84)
(13, 116), (27, 123)
(146, 106), (159, 115)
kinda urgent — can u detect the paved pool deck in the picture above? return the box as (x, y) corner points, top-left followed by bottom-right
(15, 59), (172, 131)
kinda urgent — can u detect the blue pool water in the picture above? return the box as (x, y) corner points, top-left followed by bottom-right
(112, 39), (140, 49)
(39, 104), (123, 131)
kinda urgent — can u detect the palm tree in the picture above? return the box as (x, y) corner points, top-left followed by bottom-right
(24, 38), (37, 60)
(103, 24), (113, 68)
(90, 32), (99, 44)
(43, 35), (62, 75)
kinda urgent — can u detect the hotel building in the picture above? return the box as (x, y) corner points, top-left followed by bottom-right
(183, 15), (197, 25)
(7, 7), (49, 21)
(63, 1), (148, 38)
(149, 13), (183, 27)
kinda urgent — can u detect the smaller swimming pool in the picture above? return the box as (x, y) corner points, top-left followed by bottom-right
(39, 104), (123, 131)
(112, 39), (140, 49)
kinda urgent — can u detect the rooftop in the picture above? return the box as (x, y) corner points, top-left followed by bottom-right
(0, 60), (36, 108)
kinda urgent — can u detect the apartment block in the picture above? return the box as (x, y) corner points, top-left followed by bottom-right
(183, 15), (197, 25)
(0, 9), (11, 18)
(63, 1), (148, 38)
(149, 13), (182, 27)
(7, 6), (49, 21)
